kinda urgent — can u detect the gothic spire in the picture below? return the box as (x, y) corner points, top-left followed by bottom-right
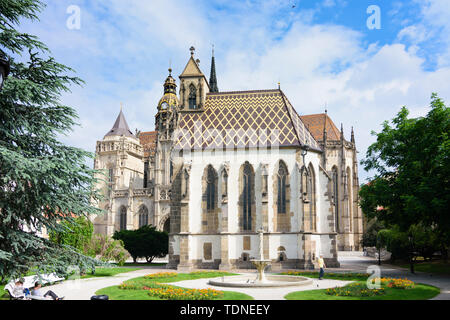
(351, 126), (355, 144)
(209, 45), (219, 93)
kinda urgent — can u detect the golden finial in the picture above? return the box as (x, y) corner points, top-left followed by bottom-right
(120, 102), (123, 111)
(278, 82), (280, 89)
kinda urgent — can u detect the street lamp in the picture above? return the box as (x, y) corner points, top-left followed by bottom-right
(408, 234), (415, 274)
(0, 51), (10, 91)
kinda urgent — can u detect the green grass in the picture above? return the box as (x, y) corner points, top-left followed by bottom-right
(0, 284), (8, 301)
(95, 272), (254, 300)
(121, 262), (167, 267)
(397, 261), (450, 275)
(79, 267), (140, 279)
(279, 271), (369, 282)
(285, 282), (440, 300)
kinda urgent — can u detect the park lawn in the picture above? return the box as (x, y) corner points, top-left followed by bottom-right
(285, 282), (440, 300)
(279, 271), (369, 282)
(398, 261), (450, 275)
(0, 284), (8, 301)
(121, 262), (167, 267)
(95, 272), (254, 300)
(80, 267), (140, 279)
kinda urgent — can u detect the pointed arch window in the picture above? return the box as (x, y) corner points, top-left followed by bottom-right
(277, 162), (288, 214)
(206, 165), (216, 211)
(188, 84), (197, 109)
(119, 206), (127, 231)
(243, 163), (253, 231)
(307, 164), (317, 231)
(138, 205), (149, 228)
(332, 166), (339, 232)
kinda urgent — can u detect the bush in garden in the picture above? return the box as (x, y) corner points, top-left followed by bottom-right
(85, 234), (129, 266)
(113, 225), (168, 263)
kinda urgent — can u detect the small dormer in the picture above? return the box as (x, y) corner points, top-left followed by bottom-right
(179, 46), (210, 111)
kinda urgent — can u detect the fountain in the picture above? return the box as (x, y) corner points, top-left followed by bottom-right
(250, 228), (272, 283)
(208, 228), (313, 288)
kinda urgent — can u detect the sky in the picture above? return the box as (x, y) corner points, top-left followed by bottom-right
(17, 0), (450, 182)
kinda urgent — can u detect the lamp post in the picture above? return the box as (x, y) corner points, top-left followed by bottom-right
(408, 234), (415, 274)
(0, 51), (10, 91)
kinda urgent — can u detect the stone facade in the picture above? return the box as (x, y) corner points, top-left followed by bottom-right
(92, 47), (363, 270)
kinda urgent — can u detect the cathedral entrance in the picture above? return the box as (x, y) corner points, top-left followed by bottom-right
(163, 217), (170, 233)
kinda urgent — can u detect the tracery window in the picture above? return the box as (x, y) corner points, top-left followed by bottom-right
(119, 206), (127, 231)
(277, 162), (288, 214)
(188, 84), (197, 109)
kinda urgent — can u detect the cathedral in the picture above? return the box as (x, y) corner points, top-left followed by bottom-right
(92, 47), (364, 270)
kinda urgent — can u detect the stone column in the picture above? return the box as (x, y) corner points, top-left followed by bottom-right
(261, 164), (269, 231)
(177, 162), (192, 271)
(219, 163), (231, 270)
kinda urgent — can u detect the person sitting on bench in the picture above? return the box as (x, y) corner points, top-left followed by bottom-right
(12, 279), (26, 299)
(31, 282), (64, 300)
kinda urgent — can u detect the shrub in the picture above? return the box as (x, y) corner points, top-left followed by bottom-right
(113, 225), (168, 263)
(85, 234), (129, 266)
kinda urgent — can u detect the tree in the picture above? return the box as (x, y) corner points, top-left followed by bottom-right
(49, 217), (94, 253)
(359, 94), (450, 272)
(113, 226), (168, 263)
(0, 0), (104, 281)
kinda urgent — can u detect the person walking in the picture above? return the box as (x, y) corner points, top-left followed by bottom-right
(318, 255), (326, 280)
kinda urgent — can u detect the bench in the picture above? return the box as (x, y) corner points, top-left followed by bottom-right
(4, 273), (65, 300)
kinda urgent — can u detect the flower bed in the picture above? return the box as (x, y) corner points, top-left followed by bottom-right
(118, 283), (140, 290)
(326, 283), (386, 297)
(144, 272), (178, 279)
(144, 285), (224, 300)
(370, 277), (415, 289)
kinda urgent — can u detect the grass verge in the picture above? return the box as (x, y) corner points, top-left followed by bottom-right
(284, 282), (440, 300)
(80, 267), (140, 279)
(279, 271), (370, 281)
(396, 261), (450, 275)
(95, 271), (253, 300)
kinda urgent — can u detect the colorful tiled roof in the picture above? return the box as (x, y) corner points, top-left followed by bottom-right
(139, 131), (157, 157)
(174, 89), (320, 151)
(300, 113), (341, 141)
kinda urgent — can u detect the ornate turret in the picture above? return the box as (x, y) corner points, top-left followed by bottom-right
(158, 68), (179, 111)
(209, 45), (218, 93)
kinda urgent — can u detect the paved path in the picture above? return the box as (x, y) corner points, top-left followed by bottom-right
(45, 268), (167, 300)
(44, 252), (449, 300)
(335, 252), (450, 300)
(170, 275), (351, 300)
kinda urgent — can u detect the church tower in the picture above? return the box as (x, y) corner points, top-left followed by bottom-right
(154, 69), (179, 231)
(93, 107), (144, 234)
(179, 46), (210, 110)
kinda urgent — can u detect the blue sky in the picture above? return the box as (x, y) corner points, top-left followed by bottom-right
(17, 0), (450, 181)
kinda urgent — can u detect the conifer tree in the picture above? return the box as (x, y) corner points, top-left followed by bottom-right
(0, 0), (103, 281)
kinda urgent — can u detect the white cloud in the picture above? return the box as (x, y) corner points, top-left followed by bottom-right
(20, 0), (450, 182)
